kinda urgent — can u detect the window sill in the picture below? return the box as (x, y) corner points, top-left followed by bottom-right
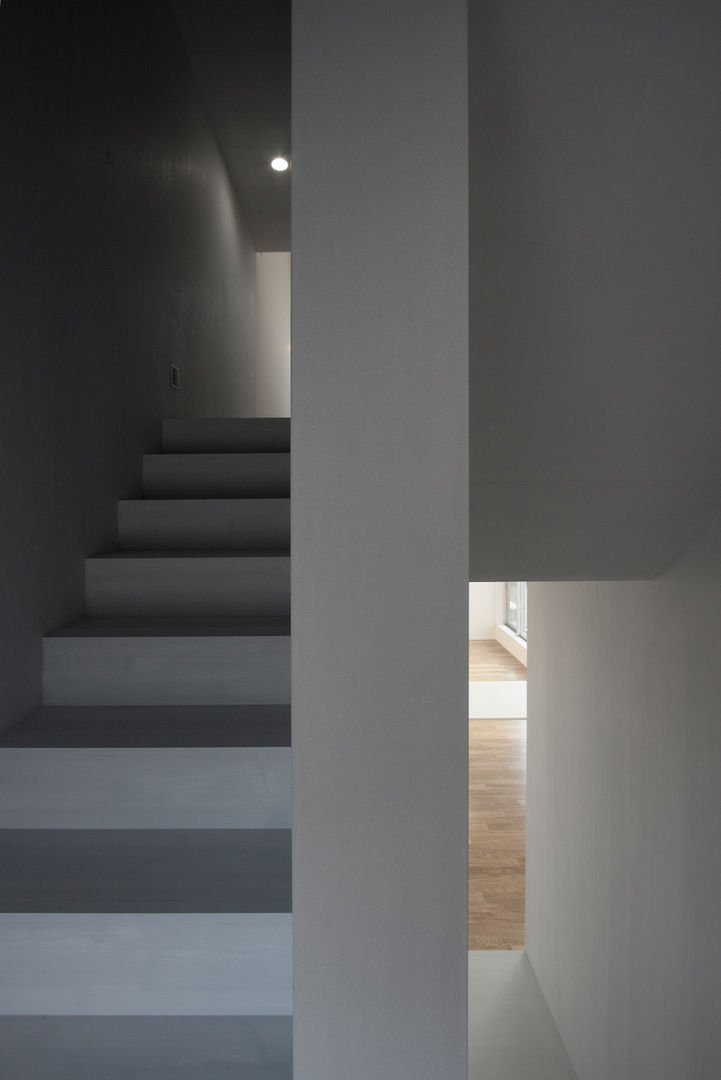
(495, 623), (527, 667)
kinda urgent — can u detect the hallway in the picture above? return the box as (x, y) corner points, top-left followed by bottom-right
(468, 716), (526, 949)
(468, 639), (526, 950)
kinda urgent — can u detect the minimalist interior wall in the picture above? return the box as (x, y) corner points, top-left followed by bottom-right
(256, 253), (291, 417)
(469, 582), (497, 639)
(527, 518), (721, 1080)
(292, 0), (468, 1076)
(468, 0), (721, 580)
(0, 0), (257, 731)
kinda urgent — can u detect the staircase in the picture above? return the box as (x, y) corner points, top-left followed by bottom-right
(0, 419), (292, 1078)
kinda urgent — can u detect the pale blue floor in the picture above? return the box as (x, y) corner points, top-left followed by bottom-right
(469, 951), (578, 1080)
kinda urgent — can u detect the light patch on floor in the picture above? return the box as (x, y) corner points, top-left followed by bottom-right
(469, 951), (578, 1080)
(469, 680), (527, 718)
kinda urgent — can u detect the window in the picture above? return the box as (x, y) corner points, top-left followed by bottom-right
(505, 581), (527, 641)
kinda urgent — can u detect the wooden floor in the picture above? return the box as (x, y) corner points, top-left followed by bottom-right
(468, 716), (526, 950)
(469, 640), (526, 681)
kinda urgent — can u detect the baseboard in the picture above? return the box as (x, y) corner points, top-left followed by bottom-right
(494, 624), (527, 667)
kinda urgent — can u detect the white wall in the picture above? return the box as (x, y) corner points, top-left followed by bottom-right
(292, 0), (468, 1076)
(469, 582), (497, 639)
(468, 0), (721, 579)
(527, 516), (721, 1080)
(256, 253), (291, 417)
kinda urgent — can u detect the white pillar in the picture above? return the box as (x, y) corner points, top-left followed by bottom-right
(292, 1), (469, 1076)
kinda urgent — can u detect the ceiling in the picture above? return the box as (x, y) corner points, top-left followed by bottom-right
(173, 0), (291, 251)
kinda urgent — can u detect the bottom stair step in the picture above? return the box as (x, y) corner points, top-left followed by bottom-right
(0, 1015), (292, 1080)
(0, 913), (292, 1014)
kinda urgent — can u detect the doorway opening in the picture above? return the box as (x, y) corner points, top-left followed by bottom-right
(468, 582), (528, 950)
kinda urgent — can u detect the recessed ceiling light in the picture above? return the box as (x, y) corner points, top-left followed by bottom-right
(271, 157), (290, 172)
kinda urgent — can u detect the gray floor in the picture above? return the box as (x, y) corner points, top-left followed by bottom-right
(469, 951), (578, 1080)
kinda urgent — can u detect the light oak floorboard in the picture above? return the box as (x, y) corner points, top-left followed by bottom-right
(469, 640), (527, 681)
(468, 717), (526, 950)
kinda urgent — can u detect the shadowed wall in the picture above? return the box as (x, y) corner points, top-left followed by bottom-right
(0, 0), (256, 730)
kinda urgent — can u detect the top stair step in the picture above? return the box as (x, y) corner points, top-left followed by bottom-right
(162, 418), (290, 454)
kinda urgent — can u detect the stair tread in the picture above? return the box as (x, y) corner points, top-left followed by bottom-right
(0, 745), (291, 829)
(88, 550), (291, 560)
(0, 705), (291, 747)
(119, 497), (290, 506)
(0, 913), (292, 1016)
(0, 829), (291, 913)
(47, 616), (291, 638)
(145, 452), (290, 461)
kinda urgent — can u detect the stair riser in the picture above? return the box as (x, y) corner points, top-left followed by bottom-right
(0, 705), (291, 748)
(0, 914), (292, 1014)
(143, 454), (290, 499)
(162, 418), (290, 454)
(118, 500), (290, 550)
(85, 557), (290, 617)
(0, 830), (291, 912)
(43, 637), (290, 706)
(0, 748), (291, 828)
(0, 1016), (292, 1079)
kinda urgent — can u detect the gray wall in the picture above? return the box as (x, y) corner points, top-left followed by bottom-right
(291, 0), (468, 1076)
(469, 0), (721, 580)
(527, 520), (721, 1080)
(0, 1), (256, 731)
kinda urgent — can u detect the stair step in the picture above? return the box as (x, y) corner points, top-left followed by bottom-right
(0, 830), (291, 912)
(162, 417), (290, 453)
(118, 498), (290, 550)
(47, 616), (290, 636)
(0, 705), (291, 747)
(0, 1016), (292, 1080)
(85, 553), (290, 617)
(43, 620), (290, 706)
(0, 747), (290, 828)
(143, 453), (290, 499)
(0, 913), (292, 1014)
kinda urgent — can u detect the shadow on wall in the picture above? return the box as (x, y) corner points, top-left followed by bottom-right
(0, 0), (258, 730)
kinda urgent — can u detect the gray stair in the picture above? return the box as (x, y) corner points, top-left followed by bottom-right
(8, 418), (294, 1039)
(118, 498), (290, 550)
(0, 1016), (292, 1080)
(143, 453), (290, 499)
(0, 746), (291, 828)
(0, 913), (292, 1014)
(85, 553), (290, 617)
(0, 830), (291, 912)
(43, 619), (290, 706)
(162, 417), (290, 453)
(0, 705), (291, 747)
